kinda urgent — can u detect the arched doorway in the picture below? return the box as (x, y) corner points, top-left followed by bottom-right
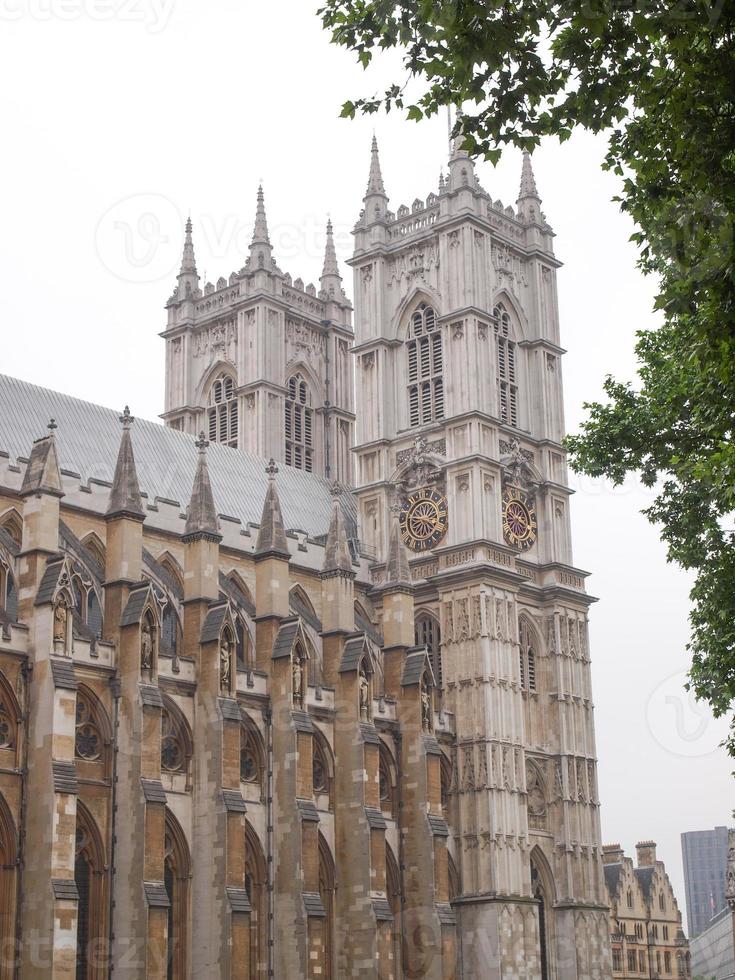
(164, 809), (190, 980)
(0, 792), (17, 980)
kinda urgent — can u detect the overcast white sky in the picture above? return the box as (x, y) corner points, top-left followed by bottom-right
(0, 0), (731, 931)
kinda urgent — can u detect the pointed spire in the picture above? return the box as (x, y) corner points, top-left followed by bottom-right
(20, 419), (63, 498)
(319, 218), (343, 299)
(519, 150), (540, 200)
(254, 460), (290, 558)
(516, 150), (545, 225)
(248, 184), (273, 271)
(385, 508), (411, 588)
(106, 407), (144, 520)
(448, 110), (476, 190)
(173, 216), (200, 300)
(365, 135), (387, 198)
(322, 486), (353, 576)
(183, 433), (221, 540)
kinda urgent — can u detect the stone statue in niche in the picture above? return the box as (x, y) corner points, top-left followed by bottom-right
(53, 597), (68, 644)
(141, 622), (154, 675)
(292, 656), (303, 708)
(358, 670), (370, 720)
(220, 636), (232, 692)
(421, 682), (433, 731)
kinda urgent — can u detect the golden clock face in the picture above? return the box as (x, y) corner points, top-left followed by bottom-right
(502, 487), (537, 551)
(399, 487), (449, 552)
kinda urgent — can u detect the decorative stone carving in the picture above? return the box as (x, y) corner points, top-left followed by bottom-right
(421, 681), (432, 732)
(359, 669), (371, 721)
(727, 829), (735, 909)
(292, 656), (304, 708)
(141, 621), (154, 675)
(499, 438), (541, 493)
(220, 636), (232, 692)
(53, 598), (68, 644)
(526, 761), (547, 830)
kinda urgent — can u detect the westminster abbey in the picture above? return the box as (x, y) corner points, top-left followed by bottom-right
(0, 135), (612, 977)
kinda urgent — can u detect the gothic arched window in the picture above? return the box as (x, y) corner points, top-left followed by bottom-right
(164, 809), (190, 980)
(407, 303), (444, 427)
(285, 373), (314, 472)
(75, 692), (103, 763)
(0, 560), (18, 623)
(240, 720), (265, 797)
(75, 802), (108, 980)
(0, 511), (22, 549)
(207, 372), (238, 448)
(494, 303), (519, 427)
(161, 700), (191, 778)
(415, 612), (442, 689)
(312, 733), (334, 810)
(519, 617), (538, 693)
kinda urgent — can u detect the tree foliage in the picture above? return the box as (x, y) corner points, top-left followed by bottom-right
(320, 0), (735, 751)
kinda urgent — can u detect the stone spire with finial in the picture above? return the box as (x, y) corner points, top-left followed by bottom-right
(254, 459), (290, 558)
(248, 184), (273, 270)
(448, 109), (476, 191)
(174, 216), (200, 300)
(363, 135), (389, 223)
(183, 433), (221, 540)
(106, 407), (145, 520)
(516, 150), (544, 224)
(321, 484), (354, 576)
(319, 218), (343, 299)
(20, 418), (64, 498)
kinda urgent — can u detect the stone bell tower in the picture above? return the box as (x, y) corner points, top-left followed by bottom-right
(350, 136), (612, 979)
(161, 189), (355, 484)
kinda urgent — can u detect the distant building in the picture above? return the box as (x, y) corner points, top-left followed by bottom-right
(603, 841), (691, 978)
(682, 827), (732, 938)
(690, 906), (735, 980)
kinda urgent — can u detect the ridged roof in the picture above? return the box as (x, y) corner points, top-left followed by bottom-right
(0, 374), (356, 540)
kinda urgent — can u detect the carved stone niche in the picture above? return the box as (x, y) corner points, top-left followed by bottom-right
(526, 760), (548, 831)
(499, 438), (542, 495)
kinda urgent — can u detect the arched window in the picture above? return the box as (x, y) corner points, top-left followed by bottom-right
(407, 303), (444, 427)
(378, 743), (397, 820)
(75, 693), (103, 763)
(75, 802), (108, 980)
(659, 891), (665, 911)
(531, 854), (553, 980)
(312, 733), (333, 810)
(386, 844), (403, 975)
(244, 822), (268, 980)
(164, 809), (190, 980)
(80, 533), (106, 575)
(318, 834), (336, 980)
(494, 303), (518, 427)
(160, 603), (181, 660)
(207, 372), (238, 448)
(415, 612), (442, 689)
(240, 720), (265, 798)
(160, 698), (192, 781)
(627, 888), (633, 909)
(440, 752), (453, 816)
(0, 792), (18, 969)
(0, 559), (18, 623)
(285, 373), (314, 472)
(0, 511), (22, 549)
(519, 617), (538, 693)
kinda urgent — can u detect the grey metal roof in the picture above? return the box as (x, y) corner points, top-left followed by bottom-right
(141, 779), (167, 804)
(52, 761), (78, 795)
(52, 879), (79, 901)
(218, 697), (241, 722)
(0, 373), (355, 539)
(120, 584), (152, 627)
(365, 806), (387, 830)
(226, 887), (252, 913)
(140, 684), (164, 708)
(50, 659), (77, 691)
(144, 881), (170, 909)
(222, 789), (247, 813)
(372, 897), (394, 922)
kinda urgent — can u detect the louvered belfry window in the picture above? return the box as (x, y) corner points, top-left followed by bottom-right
(285, 373), (314, 472)
(207, 373), (238, 448)
(407, 303), (443, 427)
(494, 304), (518, 427)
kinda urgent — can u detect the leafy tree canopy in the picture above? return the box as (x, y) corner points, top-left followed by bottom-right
(320, 0), (735, 752)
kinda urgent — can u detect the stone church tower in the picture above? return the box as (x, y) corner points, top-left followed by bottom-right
(162, 188), (355, 484)
(349, 135), (612, 978)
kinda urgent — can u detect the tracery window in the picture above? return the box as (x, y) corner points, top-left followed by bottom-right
(415, 612), (442, 689)
(519, 617), (537, 693)
(240, 722), (264, 794)
(0, 560), (17, 622)
(494, 303), (518, 427)
(75, 803), (108, 980)
(0, 701), (15, 750)
(285, 373), (314, 472)
(207, 372), (238, 448)
(0, 511), (22, 549)
(407, 303), (444, 427)
(161, 707), (186, 774)
(75, 694), (102, 762)
(164, 810), (190, 980)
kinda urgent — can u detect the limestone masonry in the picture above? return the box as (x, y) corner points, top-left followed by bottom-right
(0, 135), (612, 977)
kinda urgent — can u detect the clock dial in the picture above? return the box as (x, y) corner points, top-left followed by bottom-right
(399, 487), (449, 552)
(502, 487), (537, 551)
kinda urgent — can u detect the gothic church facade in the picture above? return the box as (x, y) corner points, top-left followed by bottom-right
(0, 134), (611, 978)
